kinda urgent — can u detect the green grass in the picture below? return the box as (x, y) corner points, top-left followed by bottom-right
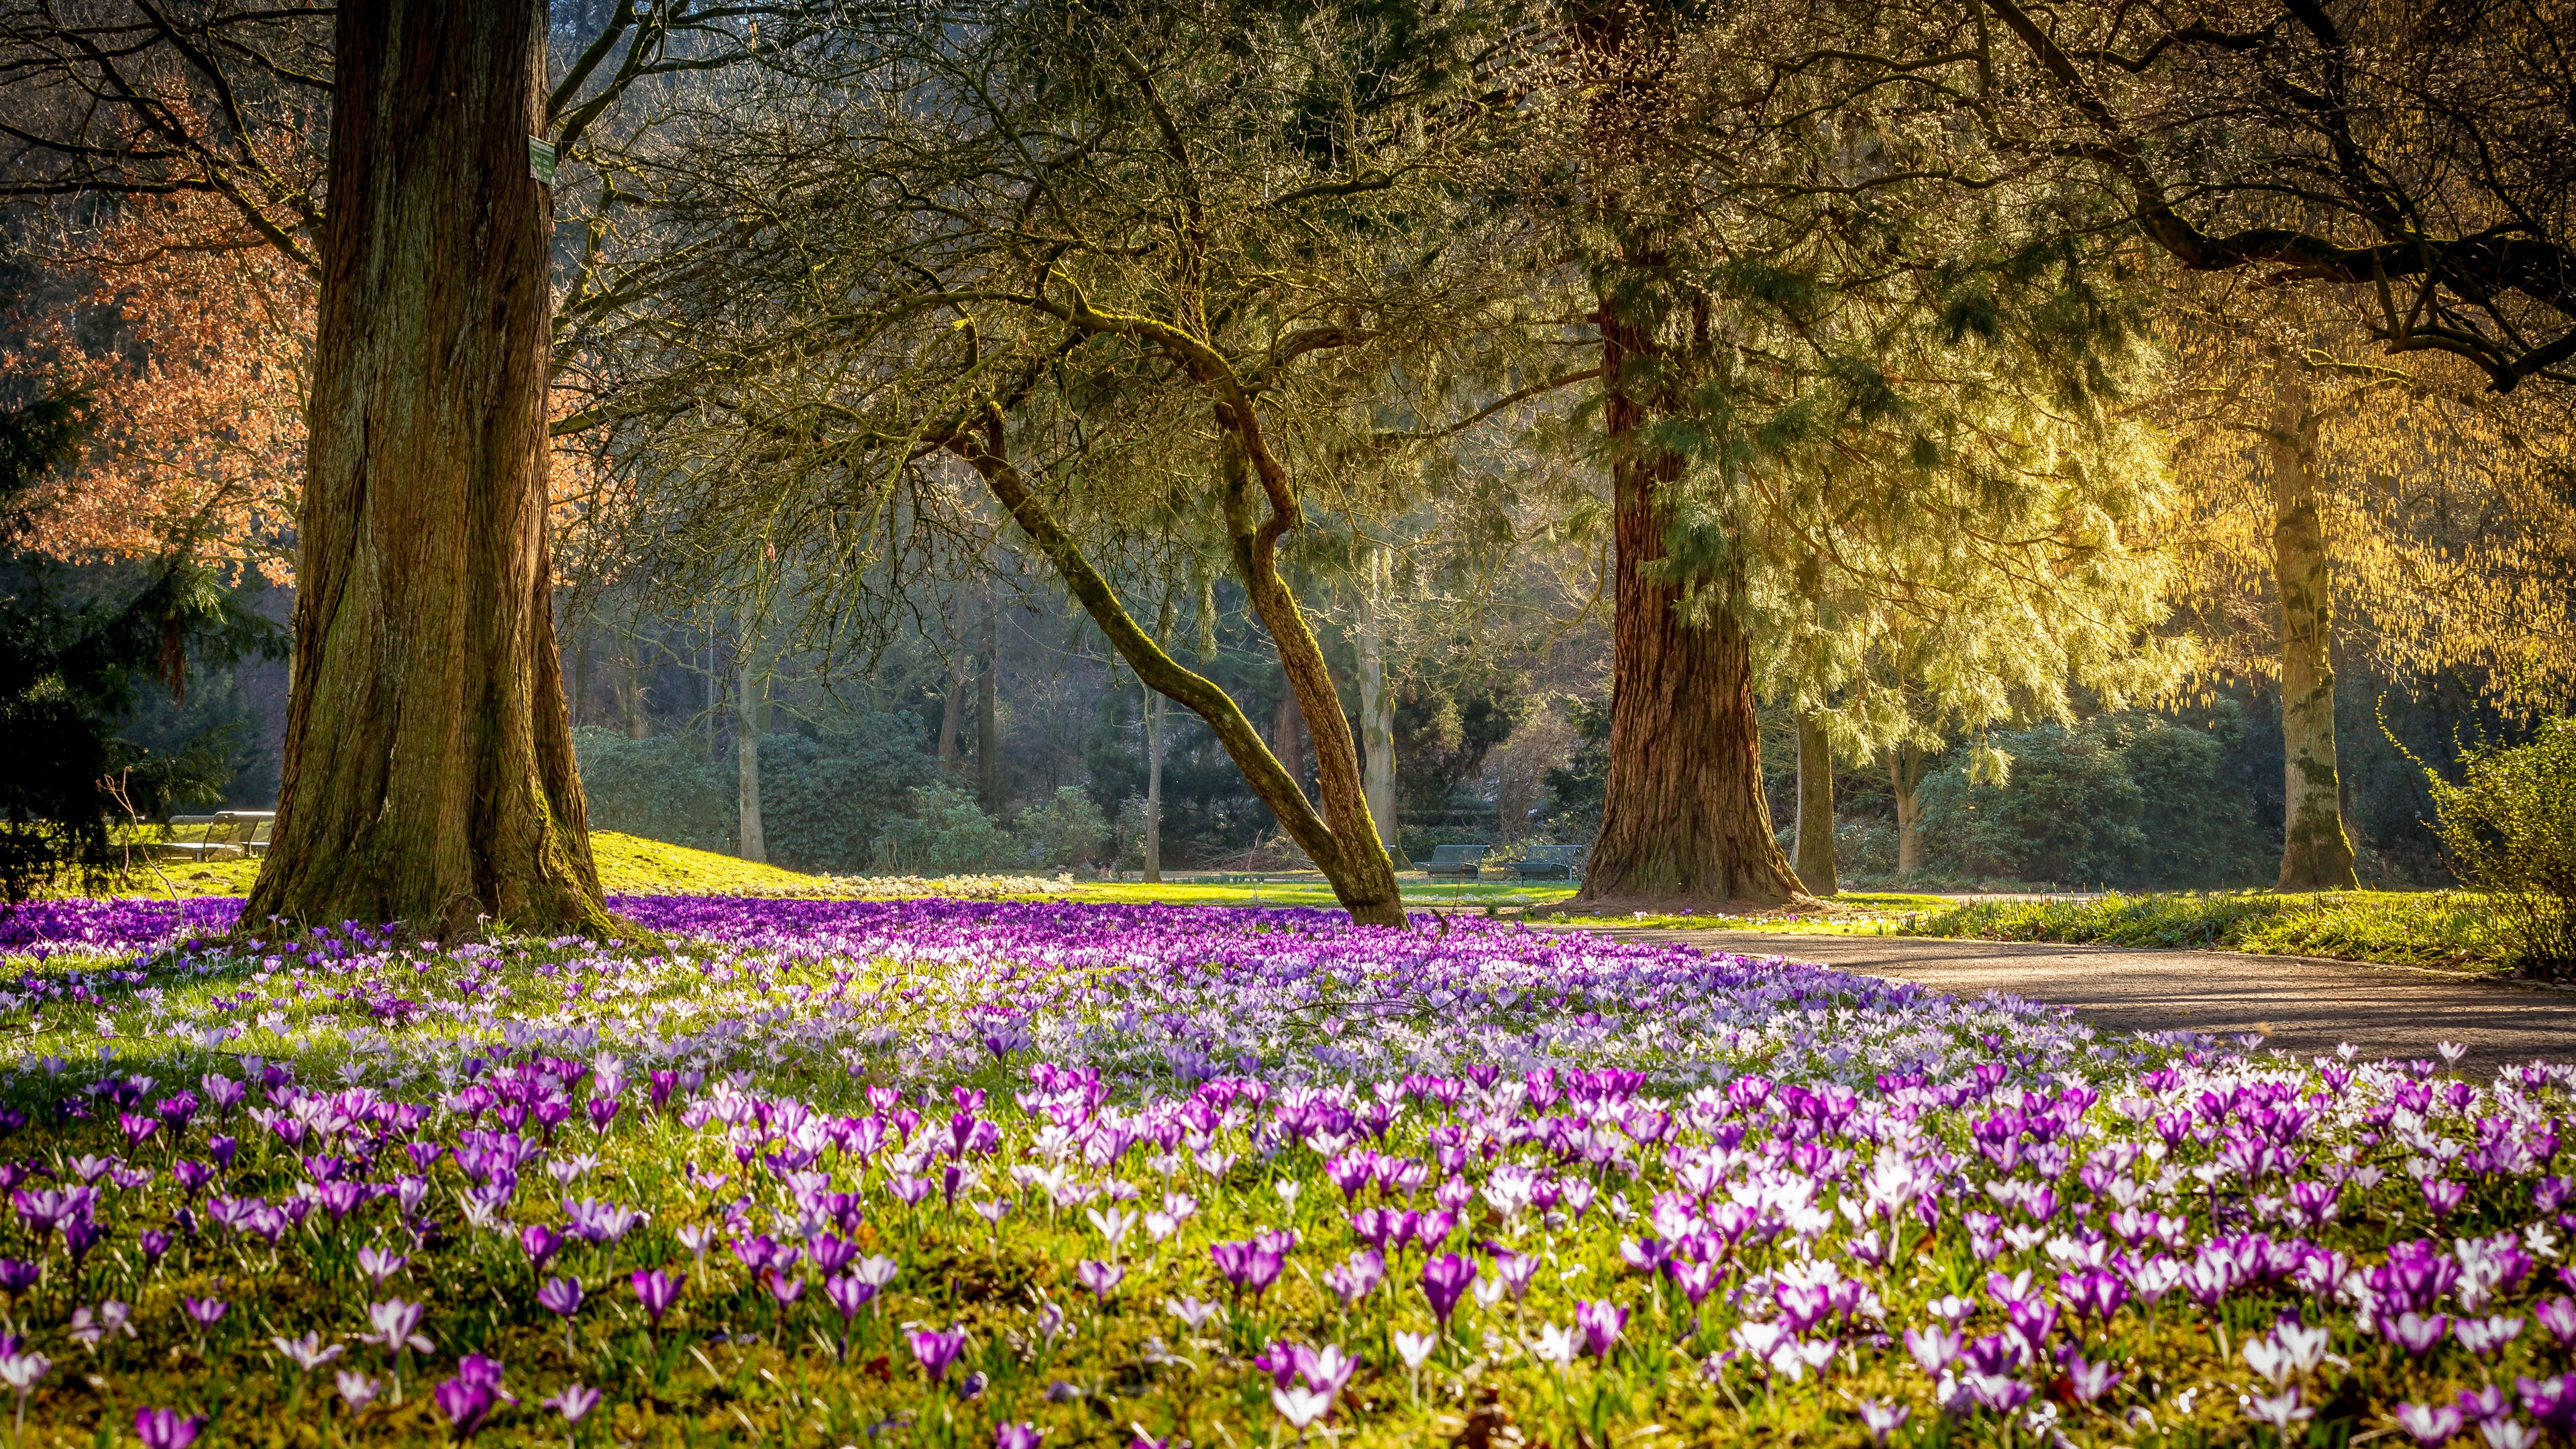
(1063, 877), (1581, 909)
(1889, 889), (2511, 971)
(64, 830), (849, 900)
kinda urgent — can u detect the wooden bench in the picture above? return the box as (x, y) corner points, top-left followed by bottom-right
(1420, 843), (1489, 880)
(1505, 843), (1587, 881)
(150, 810), (276, 861)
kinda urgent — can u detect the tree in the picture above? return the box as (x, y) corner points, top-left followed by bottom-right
(2158, 287), (2576, 889)
(568, 2), (1551, 925)
(1525, 0), (2184, 908)
(239, 1), (615, 935)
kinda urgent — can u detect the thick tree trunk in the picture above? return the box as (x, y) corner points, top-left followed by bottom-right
(977, 606), (1002, 813)
(735, 625), (765, 864)
(1356, 544), (1398, 853)
(1892, 745), (1928, 875)
(1794, 712), (1839, 896)
(948, 408), (1403, 925)
(2267, 360), (2359, 891)
(245, 0), (611, 938)
(1574, 289), (1807, 909)
(1143, 684), (1165, 883)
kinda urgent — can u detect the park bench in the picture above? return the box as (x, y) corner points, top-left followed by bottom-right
(1420, 843), (1489, 880)
(150, 810), (276, 862)
(1505, 843), (1588, 881)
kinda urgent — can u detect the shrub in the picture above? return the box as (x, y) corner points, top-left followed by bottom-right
(1014, 786), (1108, 870)
(870, 781), (1012, 873)
(1915, 714), (2269, 888)
(2422, 716), (2576, 977)
(755, 716), (936, 872)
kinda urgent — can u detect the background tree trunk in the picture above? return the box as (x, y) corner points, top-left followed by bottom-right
(245, 0), (612, 938)
(735, 619), (765, 863)
(977, 604), (1002, 813)
(1794, 712), (1839, 896)
(1356, 543), (1398, 853)
(936, 645), (968, 775)
(1270, 667), (1307, 797)
(2267, 358), (2360, 891)
(1892, 745), (1928, 875)
(1575, 288), (1806, 908)
(1144, 683), (1165, 883)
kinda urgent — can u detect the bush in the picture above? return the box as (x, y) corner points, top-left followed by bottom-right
(2422, 716), (2576, 977)
(755, 718), (936, 873)
(870, 781), (1012, 873)
(1014, 786), (1108, 870)
(1915, 714), (2269, 888)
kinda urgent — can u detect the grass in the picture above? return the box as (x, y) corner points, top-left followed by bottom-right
(70, 831), (848, 900)
(1888, 889), (2513, 972)
(1063, 876), (1580, 909)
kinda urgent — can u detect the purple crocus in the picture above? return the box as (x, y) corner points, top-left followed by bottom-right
(435, 1354), (513, 1440)
(1421, 1253), (1477, 1326)
(1574, 1299), (1627, 1358)
(537, 1277), (582, 1318)
(133, 1408), (205, 1449)
(910, 1326), (969, 1384)
(629, 1269), (684, 1327)
(1077, 1259), (1124, 1301)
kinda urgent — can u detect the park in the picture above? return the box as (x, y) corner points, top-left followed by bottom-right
(1, 1), (2574, 1445)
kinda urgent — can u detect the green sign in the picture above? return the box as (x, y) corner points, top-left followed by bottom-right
(527, 137), (557, 185)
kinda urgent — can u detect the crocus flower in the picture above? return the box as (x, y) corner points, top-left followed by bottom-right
(630, 1269), (684, 1327)
(1574, 1299), (1626, 1358)
(910, 1327), (969, 1383)
(537, 1278), (583, 1318)
(1077, 1260), (1124, 1301)
(1420, 1254), (1477, 1326)
(543, 1383), (600, 1424)
(133, 1408), (205, 1449)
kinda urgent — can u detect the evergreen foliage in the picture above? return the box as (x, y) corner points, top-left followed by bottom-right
(0, 389), (280, 906)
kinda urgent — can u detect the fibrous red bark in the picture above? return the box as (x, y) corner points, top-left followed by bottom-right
(244, 0), (614, 938)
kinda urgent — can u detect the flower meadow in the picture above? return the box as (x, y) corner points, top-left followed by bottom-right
(0, 896), (2570, 1448)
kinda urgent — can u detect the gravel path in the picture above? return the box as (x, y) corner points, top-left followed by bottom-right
(1576, 928), (2576, 1074)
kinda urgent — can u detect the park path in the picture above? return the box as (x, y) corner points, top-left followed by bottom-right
(1566, 926), (2576, 1074)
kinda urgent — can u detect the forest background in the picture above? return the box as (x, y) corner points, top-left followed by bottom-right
(4, 0), (2573, 897)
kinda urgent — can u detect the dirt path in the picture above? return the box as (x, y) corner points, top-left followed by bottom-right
(1576, 928), (2576, 1074)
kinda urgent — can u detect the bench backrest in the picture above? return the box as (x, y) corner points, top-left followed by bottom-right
(1524, 844), (1587, 865)
(1427, 843), (1489, 865)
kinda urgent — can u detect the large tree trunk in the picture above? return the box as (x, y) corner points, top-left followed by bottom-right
(735, 623), (765, 864)
(1356, 543), (1398, 853)
(1794, 712), (1839, 896)
(2267, 359), (2359, 891)
(1574, 288), (1807, 909)
(245, 0), (612, 938)
(1892, 744), (1928, 875)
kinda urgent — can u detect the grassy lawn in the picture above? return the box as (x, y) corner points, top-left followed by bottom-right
(1064, 876), (1580, 909)
(77, 830), (847, 900)
(1878, 889), (2512, 972)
